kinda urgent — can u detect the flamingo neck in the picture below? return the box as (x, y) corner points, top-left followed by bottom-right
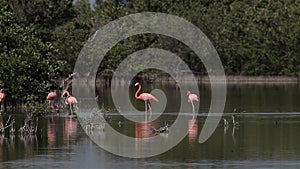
(135, 84), (141, 99)
(65, 95), (70, 104)
(0, 89), (3, 93)
(63, 91), (70, 97)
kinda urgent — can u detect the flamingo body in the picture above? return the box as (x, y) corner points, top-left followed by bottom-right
(47, 91), (57, 100)
(187, 90), (199, 103)
(65, 96), (77, 105)
(0, 89), (4, 103)
(135, 83), (159, 102)
(188, 93), (199, 103)
(136, 93), (159, 102)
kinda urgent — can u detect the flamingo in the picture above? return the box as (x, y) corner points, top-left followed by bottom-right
(187, 90), (199, 116)
(134, 82), (159, 115)
(0, 89), (4, 111)
(47, 91), (57, 100)
(62, 90), (78, 115)
(47, 91), (57, 106)
(0, 89), (4, 103)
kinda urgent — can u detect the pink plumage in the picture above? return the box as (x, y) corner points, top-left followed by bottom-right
(134, 83), (159, 102)
(134, 82), (159, 115)
(65, 96), (77, 105)
(138, 93), (159, 102)
(187, 90), (199, 103)
(0, 89), (4, 102)
(62, 90), (77, 105)
(187, 90), (199, 114)
(47, 91), (57, 100)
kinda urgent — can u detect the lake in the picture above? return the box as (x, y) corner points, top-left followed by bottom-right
(1, 84), (300, 168)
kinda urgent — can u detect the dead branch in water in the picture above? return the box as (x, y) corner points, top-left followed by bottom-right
(18, 113), (38, 135)
(0, 114), (15, 134)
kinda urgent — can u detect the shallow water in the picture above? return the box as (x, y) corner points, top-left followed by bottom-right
(1, 84), (300, 168)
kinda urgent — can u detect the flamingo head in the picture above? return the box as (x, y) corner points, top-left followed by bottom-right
(134, 82), (140, 87)
(187, 90), (191, 96)
(61, 90), (69, 97)
(0, 89), (4, 93)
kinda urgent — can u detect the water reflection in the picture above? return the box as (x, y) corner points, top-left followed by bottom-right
(64, 117), (78, 146)
(135, 121), (156, 138)
(47, 117), (58, 147)
(1, 84), (300, 167)
(188, 119), (198, 143)
(0, 134), (4, 146)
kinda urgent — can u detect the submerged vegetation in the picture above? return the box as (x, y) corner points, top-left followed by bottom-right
(0, 0), (299, 104)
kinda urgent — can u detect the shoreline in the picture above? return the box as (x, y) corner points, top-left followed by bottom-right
(93, 74), (300, 86)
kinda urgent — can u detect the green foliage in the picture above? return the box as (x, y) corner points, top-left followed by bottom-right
(93, 0), (300, 76)
(0, 0), (92, 101)
(23, 100), (52, 116)
(0, 0), (299, 104)
(0, 1), (65, 100)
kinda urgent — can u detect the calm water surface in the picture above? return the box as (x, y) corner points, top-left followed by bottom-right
(1, 84), (300, 168)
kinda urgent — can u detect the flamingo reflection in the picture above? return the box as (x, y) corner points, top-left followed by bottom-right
(135, 120), (158, 138)
(64, 117), (78, 146)
(135, 119), (160, 154)
(188, 114), (198, 143)
(47, 117), (58, 147)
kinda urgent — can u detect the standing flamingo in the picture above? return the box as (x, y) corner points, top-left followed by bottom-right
(62, 90), (78, 115)
(47, 91), (57, 100)
(187, 90), (199, 117)
(47, 91), (57, 107)
(134, 82), (159, 116)
(0, 89), (4, 111)
(0, 89), (4, 103)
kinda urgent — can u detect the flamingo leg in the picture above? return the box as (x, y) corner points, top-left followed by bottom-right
(144, 101), (148, 113)
(144, 101), (148, 121)
(191, 101), (195, 116)
(148, 101), (152, 114)
(69, 104), (73, 115)
(74, 104), (78, 114)
(147, 101), (152, 120)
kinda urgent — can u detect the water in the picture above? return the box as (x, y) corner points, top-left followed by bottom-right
(1, 84), (300, 168)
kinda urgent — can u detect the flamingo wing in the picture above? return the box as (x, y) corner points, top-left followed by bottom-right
(0, 93), (4, 102)
(67, 96), (77, 104)
(188, 94), (199, 103)
(138, 93), (159, 102)
(47, 92), (57, 100)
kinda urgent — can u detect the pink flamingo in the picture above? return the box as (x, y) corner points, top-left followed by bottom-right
(47, 91), (57, 106)
(187, 90), (199, 116)
(0, 89), (4, 103)
(62, 90), (78, 115)
(47, 91), (57, 100)
(47, 91), (61, 113)
(0, 89), (5, 111)
(134, 82), (159, 115)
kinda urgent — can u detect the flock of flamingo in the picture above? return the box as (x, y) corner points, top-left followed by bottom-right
(134, 82), (199, 116)
(0, 83), (241, 129)
(0, 82), (200, 117)
(0, 82), (240, 142)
